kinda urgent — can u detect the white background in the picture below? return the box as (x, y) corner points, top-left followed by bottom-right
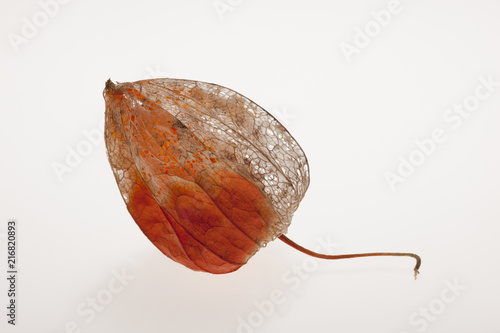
(1, 0), (499, 332)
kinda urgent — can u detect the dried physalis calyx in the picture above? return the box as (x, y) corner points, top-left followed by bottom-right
(103, 78), (421, 278)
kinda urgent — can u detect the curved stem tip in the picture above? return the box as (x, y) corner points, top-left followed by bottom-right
(279, 235), (421, 280)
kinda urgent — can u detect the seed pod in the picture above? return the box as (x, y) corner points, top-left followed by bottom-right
(103, 78), (420, 277)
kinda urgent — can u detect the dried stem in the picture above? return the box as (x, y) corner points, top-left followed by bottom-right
(279, 235), (421, 279)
